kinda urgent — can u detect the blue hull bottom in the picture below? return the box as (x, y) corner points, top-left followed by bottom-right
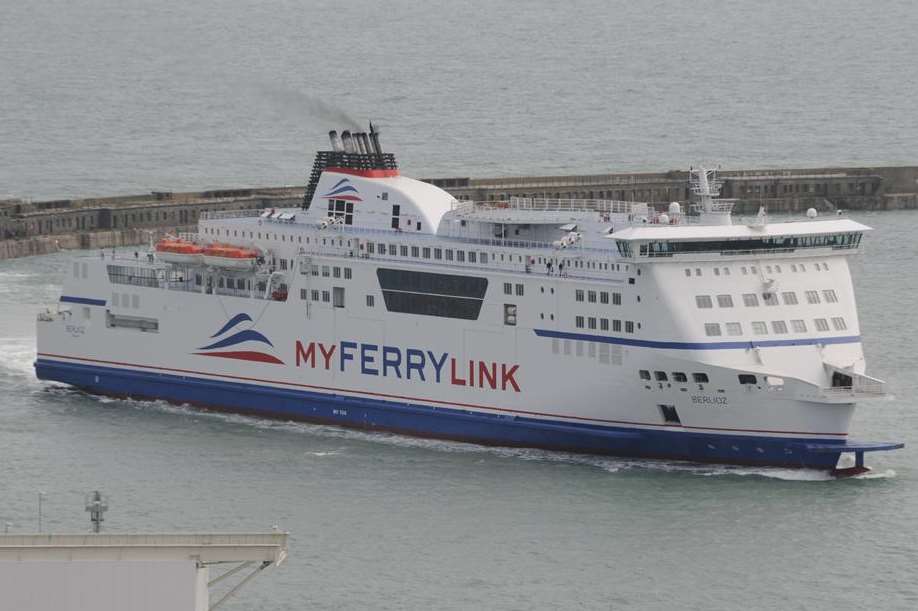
(35, 358), (845, 470)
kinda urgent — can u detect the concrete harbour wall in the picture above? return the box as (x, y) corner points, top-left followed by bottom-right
(2, 165), (916, 260)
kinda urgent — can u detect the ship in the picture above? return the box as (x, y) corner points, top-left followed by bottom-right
(35, 126), (903, 475)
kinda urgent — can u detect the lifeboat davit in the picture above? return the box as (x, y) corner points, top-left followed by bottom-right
(202, 244), (259, 270)
(155, 238), (204, 265)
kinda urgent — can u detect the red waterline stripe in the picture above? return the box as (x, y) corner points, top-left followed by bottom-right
(36, 352), (847, 437)
(194, 351), (285, 365)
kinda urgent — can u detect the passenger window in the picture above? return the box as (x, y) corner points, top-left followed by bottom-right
(639, 370), (651, 381)
(672, 372), (688, 383)
(654, 371), (668, 382)
(695, 295), (713, 308)
(738, 374), (757, 385)
(692, 373), (709, 383)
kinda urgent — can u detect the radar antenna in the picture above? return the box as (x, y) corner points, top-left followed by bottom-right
(689, 167), (734, 225)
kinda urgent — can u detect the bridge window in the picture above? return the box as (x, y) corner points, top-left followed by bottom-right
(814, 318), (830, 331)
(640, 233), (862, 255)
(696, 295), (713, 308)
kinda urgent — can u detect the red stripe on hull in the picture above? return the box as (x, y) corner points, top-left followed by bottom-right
(194, 351), (284, 365)
(325, 167), (400, 178)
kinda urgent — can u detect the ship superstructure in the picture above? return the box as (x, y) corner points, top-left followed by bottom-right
(35, 128), (902, 474)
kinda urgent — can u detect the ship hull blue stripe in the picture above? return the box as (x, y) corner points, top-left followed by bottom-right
(60, 296), (106, 306)
(533, 329), (861, 350)
(35, 358), (850, 470)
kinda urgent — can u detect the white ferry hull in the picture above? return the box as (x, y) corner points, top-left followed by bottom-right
(35, 284), (880, 471)
(36, 135), (901, 472)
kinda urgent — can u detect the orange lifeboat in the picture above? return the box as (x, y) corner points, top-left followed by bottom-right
(155, 238), (204, 265)
(201, 244), (260, 270)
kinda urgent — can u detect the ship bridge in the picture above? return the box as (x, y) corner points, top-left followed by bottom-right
(609, 217), (870, 259)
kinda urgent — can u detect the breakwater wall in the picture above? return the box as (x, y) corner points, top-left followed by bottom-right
(0, 226), (194, 260)
(426, 165), (918, 214)
(2, 166), (917, 260)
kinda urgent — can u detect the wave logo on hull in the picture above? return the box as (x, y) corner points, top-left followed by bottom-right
(194, 313), (284, 365)
(321, 178), (362, 202)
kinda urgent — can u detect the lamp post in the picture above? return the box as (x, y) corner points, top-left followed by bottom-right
(37, 491), (46, 533)
(85, 491), (109, 533)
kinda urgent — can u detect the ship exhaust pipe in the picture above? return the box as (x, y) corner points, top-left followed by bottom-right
(359, 132), (373, 156)
(328, 130), (343, 152)
(369, 123), (382, 155)
(341, 130), (354, 153)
